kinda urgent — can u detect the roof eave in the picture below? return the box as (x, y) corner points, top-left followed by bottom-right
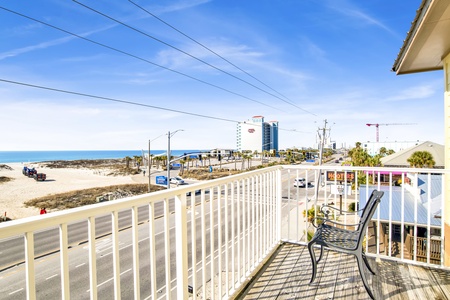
(392, 0), (433, 74)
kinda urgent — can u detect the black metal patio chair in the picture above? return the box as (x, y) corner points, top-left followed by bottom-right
(308, 190), (384, 300)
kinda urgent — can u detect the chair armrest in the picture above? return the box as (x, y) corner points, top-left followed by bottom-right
(321, 204), (364, 216)
(311, 216), (361, 229)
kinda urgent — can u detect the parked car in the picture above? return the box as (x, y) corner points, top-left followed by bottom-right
(33, 173), (46, 181)
(293, 178), (306, 187)
(186, 189), (201, 196)
(170, 176), (185, 185)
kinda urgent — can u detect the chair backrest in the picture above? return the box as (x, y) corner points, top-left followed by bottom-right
(357, 190), (383, 228)
(356, 190), (384, 247)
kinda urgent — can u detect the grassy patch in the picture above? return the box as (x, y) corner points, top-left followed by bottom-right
(0, 176), (13, 184)
(181, 168), (243, 180)
(24, 184), (165, 211)
(39, 159), (141, 176)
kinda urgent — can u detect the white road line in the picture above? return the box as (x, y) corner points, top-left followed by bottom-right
(9, 288), (23, 295)
(86, 268), (131, 292)
(46, 274), (58, 280)
(75, 263), (85, 268)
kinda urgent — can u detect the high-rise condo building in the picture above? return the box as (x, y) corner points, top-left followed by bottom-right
(236, 116), (279, 154)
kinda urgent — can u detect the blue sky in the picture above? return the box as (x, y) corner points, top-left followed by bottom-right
(0, 0), (443, 151)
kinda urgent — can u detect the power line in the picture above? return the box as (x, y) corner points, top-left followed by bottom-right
(0, 6), (282, 112)
(128, 0), (298, 106)
(0, 78), (305, 133)
(73, 0), (317, 116)
(0, 78), (238, 122)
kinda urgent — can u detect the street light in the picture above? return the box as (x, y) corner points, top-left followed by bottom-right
(167, 129), (184, 189)
(148, 134), (165, 193)
(337, 181), (344, 213)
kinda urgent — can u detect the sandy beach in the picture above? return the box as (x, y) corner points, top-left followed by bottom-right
(0, 162), (150, 220)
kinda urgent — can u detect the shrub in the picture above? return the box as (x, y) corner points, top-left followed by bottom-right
(348, 202), (357, 212)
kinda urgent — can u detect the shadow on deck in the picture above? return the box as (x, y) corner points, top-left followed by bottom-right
(236, 243), (450, 299)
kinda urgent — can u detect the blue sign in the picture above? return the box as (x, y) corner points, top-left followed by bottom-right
(209, 166), (213, 173)
(156, 176), (167, 185)
(306, 159), (315, 163)
(173, 163), (181, 168)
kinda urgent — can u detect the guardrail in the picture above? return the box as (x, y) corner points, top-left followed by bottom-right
(0, 166), (282, 299)
(281, 165), (447, 269)
(0, 164), (447, 299)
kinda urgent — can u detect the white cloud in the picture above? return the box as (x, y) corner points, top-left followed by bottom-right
(385, 84), (438, 102)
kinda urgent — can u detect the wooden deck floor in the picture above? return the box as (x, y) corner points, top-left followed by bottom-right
(236, 243), (450, 300)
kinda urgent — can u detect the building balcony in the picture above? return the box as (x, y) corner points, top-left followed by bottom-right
(0, 164), (449, 299)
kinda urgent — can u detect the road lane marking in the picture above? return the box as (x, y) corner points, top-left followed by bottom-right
(86, 268), (131, 292)
(46, 274), (58, 280)
(75, 263), (85, 268)
(9, 288), (23, 295)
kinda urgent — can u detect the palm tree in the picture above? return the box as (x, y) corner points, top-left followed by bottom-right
(247, 153), (253, 168)
(407, 151), (435, 168)
(179, 159), (186, 175)
(185, 156), (191, 171)
(286, 151), (293, 164)
(278, 150), (286, 163)
(134, 156), (142, 170)
(153, 156), (161, 169)
(262, 150), (269, 164)
(348, 142), (370, 166)
(125, 156), (132, 169)
(241, 153), (247, 170)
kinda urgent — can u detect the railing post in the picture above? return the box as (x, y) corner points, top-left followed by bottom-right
(175, 193), (189, 299)
(276, 168), (282, 243)
(443, 53), (450, 267)
(24, 231), (36, 300)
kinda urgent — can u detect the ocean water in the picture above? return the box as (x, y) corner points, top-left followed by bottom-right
(0, 150), (205, 163)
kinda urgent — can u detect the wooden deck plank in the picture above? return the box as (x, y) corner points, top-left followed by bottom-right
(260, 245), (301, 298)
(410, 264), (448, 299)
(242, 246), (290, 299)
(332, 253), (366, 300)
(375, 258), (409, 299)
(310, 250), (342, 299)
(427, 267), (450, 299)
(237, 243), (450, 300)
(283, 244), (316, 298)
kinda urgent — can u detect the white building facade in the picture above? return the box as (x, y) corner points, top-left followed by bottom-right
(237, 116), (279, 153)
(362, 141), (423, 156)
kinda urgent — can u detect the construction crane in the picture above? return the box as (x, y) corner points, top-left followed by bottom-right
(365, 123), (417, 142)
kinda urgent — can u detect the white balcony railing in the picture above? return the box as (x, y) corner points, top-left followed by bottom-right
(0, 164), (447, 299)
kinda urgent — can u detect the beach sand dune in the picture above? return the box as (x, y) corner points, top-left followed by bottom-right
(0, 163), (147, 220)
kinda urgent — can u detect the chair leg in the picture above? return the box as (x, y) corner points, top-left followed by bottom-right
(362, 252), (376, 275)
(317, 245), (324, 263)
(308, 242), (318, 284)
(355, 254), (376, 300)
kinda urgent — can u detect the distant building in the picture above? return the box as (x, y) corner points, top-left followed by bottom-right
(363, 141), (423, 157)
(237, 116), (279, 154)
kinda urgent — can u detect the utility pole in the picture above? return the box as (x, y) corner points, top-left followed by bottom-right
(315, 119), (330, 201)
(166, 129), (184, 189)
(148, 139), (151, 193)
(167, 130), (171, 189)
(318, 119), (328, 166)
